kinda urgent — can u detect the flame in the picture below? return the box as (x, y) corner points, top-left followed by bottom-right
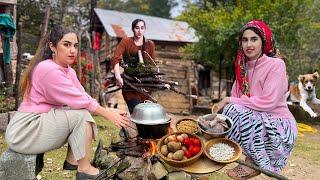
(149, 140), (157, 155)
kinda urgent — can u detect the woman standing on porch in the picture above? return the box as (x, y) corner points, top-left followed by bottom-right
(5, 25), (129, 179)
(213, 20), (297, 179)
(111, 19), (156, 114)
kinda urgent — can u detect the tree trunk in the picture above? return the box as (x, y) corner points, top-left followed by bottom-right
(218, 54), (223, 100)
(77, 30), (82, 80)
(85, 31), (94, 96)
(3, 63), (13, 96)
(14, 22), (23, 109)
(40, 5), (50, 39)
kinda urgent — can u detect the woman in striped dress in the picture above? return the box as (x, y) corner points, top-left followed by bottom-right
(213, 20), (297, 179)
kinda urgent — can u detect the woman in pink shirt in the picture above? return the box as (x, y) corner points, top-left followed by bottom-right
(5, 25), (130, 179)
(213, 20), (297, 179)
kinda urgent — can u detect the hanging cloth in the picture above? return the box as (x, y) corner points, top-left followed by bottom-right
(0, 13), (16, 64)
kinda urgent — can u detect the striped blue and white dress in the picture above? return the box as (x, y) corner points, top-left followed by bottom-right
(223, 103), (297, 173)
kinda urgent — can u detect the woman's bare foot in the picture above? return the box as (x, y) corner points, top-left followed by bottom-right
(78, 165), (99, 175)
(245, 156), (254, 163)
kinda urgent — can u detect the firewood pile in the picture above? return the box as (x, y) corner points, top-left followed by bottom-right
(104, 58), (197, 103)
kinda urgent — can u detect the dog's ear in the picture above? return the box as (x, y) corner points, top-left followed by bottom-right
(313, 72), (319, 79)
(298, 75), (305, 82)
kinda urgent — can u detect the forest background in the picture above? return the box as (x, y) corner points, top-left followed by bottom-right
(1, 0), (320, 112)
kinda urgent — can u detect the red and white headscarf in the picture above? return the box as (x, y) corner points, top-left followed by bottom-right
(234, 20), (278, 96)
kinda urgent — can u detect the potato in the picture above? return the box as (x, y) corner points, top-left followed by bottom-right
(181, 145), (187, 152)
(180, 133), (188, 139)
(167, 135), (177, 142)
(176, 135), (184, 142)
(160, 145), (169, 156)
(167, 152), (174, 159)
(173, 150), (184, 161)
(163, 137), (169, 145)
(167, 141), (182, 152)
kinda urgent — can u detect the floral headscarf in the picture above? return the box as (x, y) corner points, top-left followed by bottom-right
(234, 20), (277, 96)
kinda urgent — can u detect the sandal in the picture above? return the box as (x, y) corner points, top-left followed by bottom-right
(63, 160), (78, 171)
(227, 165), (261, 180)
(76, 169), (106, 180)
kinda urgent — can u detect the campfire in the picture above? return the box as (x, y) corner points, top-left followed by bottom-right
(92, 127), (194, 180)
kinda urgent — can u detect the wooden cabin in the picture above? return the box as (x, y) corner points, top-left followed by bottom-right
(91, 9), (199, 114)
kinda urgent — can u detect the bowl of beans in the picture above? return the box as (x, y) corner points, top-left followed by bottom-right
(204, 138), (242, 163)
(174, 118), (200, 134)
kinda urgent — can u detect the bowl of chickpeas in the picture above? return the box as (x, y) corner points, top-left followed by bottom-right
(174, 118), (200, 134)
(204, 138), (242, 163)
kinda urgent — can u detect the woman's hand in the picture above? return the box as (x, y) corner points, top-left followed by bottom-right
(95, 106), (130, 128)
(212, 97), (230, 113)
(114, 63), (123, 88)
(106, 108), (130, 128)
(115, 76), (124, 88)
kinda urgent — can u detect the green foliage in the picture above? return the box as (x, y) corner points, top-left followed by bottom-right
(125, 62), (158, 77)
(17, 0), (91, 54)
(0, 83), (15, 113)
(179, 0), (319, 81)
(99, 0), (178, 18)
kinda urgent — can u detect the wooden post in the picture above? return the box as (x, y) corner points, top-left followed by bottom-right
(14, 21), (23, 109)
(186, 66), (193, 114)
(94, 50), (103, 103)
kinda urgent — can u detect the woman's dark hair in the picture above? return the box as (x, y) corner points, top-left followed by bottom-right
(20, 25), (77, 97)
(131, 19), (146, 31)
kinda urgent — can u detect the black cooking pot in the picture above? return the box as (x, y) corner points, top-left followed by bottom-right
(130, 102), (171, 139)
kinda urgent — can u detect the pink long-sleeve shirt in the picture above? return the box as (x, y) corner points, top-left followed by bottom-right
(18, 59), (99, 113)
(229, 54), (294, 119)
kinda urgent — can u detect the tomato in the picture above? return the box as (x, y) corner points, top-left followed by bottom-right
(188, 137), (195, 144)
(188, 145), (194, 151)
(193, 138), (201, 147)
(183, 138), (192, 146)
(184, 150), (192, 158)
(191, 146), (201, 155)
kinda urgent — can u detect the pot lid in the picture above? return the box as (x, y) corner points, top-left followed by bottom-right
(130, 102), (171, 125)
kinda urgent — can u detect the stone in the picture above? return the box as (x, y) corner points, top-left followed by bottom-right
(161, 161), (179, 173)
(0, 112), (8, 133)
(0, 111), (15, 132)
(167, 171), (189, 180)
(150, 161), (168, 180)
(0, 149), (44, 180)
